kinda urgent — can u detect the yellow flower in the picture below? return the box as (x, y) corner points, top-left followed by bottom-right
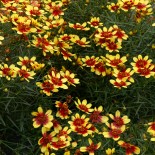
(0, 36), (4, 45)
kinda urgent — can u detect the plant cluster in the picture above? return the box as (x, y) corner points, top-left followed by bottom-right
(0, 0), (155, 154)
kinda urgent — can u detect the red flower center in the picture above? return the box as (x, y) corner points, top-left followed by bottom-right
(150, 123), (155, 131)
(86, 59), (96, 66)
(78, 104), (89, 113)
(36, 113), (48, 125)
(39, 133), (52, 146)
(52, 77), (63, 86)
(109, 128), (122, 138)
(136, 60), (147, 68)
(75, 126), (88, 134)
(90, 111), (102, 123)
(73, 118), (85, 126)
(2, 68), (11, 75)
(42, 82), (54, 92)
(19, 69), (30, 78)
(87, 143), (98, 153)
(110, 59), (122, 66)
(91, 21), (99, 26)
(113, 117), (124, 127)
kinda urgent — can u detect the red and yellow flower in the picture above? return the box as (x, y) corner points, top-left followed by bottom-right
(80, 138), (101, 155)
(118, 140), (140, 155)
(74, 98), (94, 114)
(55, 101), (72, 119)
(31, 107), (53, 129)
(89, 106), (109, 124)
(109, 110), (130, 128)
(103, 123), (126, 141)
(87, 17), (103, 29)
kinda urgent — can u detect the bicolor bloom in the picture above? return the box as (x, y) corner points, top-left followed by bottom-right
(74, 98), (94, 114)
(55, 101), (72, 119)
(31, 107), (53, 128)
(69, 22), (90, 31)
(103, 123), (126, 141)
(36, 80), (59, 96)
(18, 66), (36, 82)
(118, 140), (140, 155)
(57, 126), (72, 141)
(38, 127), (57, 153)
(131, 55), (152, 69)
(17, 56), (36, 68)
(60, 70), (80, 86)
(68, 113), (89, 128)
(113, 68), (134, 83)
(107, 3), (120, 13)
(110, 78), (131, 89)
(0, 64), (18, 80)
(147, 121), (155, 135)
(82, 56), (99, 67)
(71, 36), (90, 47)
(48, 71), (68, 89)
(112, 25), (128, 42)
(80, 138), (101, 155)
(51, 137), (70, 150)
(52, 119), (62, 133)
(87, 17), (103, 28)
(91, 60), (107, 76)
(109, 110), (130, 128)
(106, 148), (115, 155)
(106, 54), (127, 68)
(89, 106), (109, 124)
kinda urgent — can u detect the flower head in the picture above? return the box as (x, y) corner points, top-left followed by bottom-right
(32, 107), (53, 129)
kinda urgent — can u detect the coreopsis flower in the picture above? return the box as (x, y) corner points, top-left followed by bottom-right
(60, 70), (80, 86)
(48, 71), (68, 89)
(62, 0), (71, 5)
(64, 150), (70, 155)
(31, 61), (45, 71)
(32, 34), (54, 56)
(103, 123), (126, 141)
(106, 54), (127, 68)
(36, 80), (59, 96)
(87, 17), (103, 28)
(0, 64), (18, 80)
(74, 98), (94, 114)
(105, 40), (122, 52)
(109, 110), (130, 128)
(17, 56), (36, 68)
(131, 55), (152, 69)
(147, 121), (155, 135)
(80, 138), (101, 155)
(91, 60), (107, 76)
(112, 25), (128, 42)
(71, 36), (90, 47)
(68, 113), (89, 128)
(107, 3), (120, 13)
(31, 107), (53, 128)
(55, 101), (72, 119)
(12, 16), (37, 34)
(113, 68), (134, 83)
(51, 136), (70, 150)
(74, 123), (93, 137)
(89, 106), (109, 124)
(45, 1), (64, 19)
(57, 126), (72, 141)
(118, 0), (135, 12)
(0, 35), (4, 45)
(18, 66), (36, 82)
(110, 78), (131, 89)
(95, 27), (116, 40)
(82, 56), (99, 67)
(52, 119), (62, 133)
(25, 5), (45, 16)
(38, 127), (57, 153)
(118, 140), (140, 155)
(60, 49), (74, 61)
(106, 148), (115, 155)
(69, 22), (90, 31)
